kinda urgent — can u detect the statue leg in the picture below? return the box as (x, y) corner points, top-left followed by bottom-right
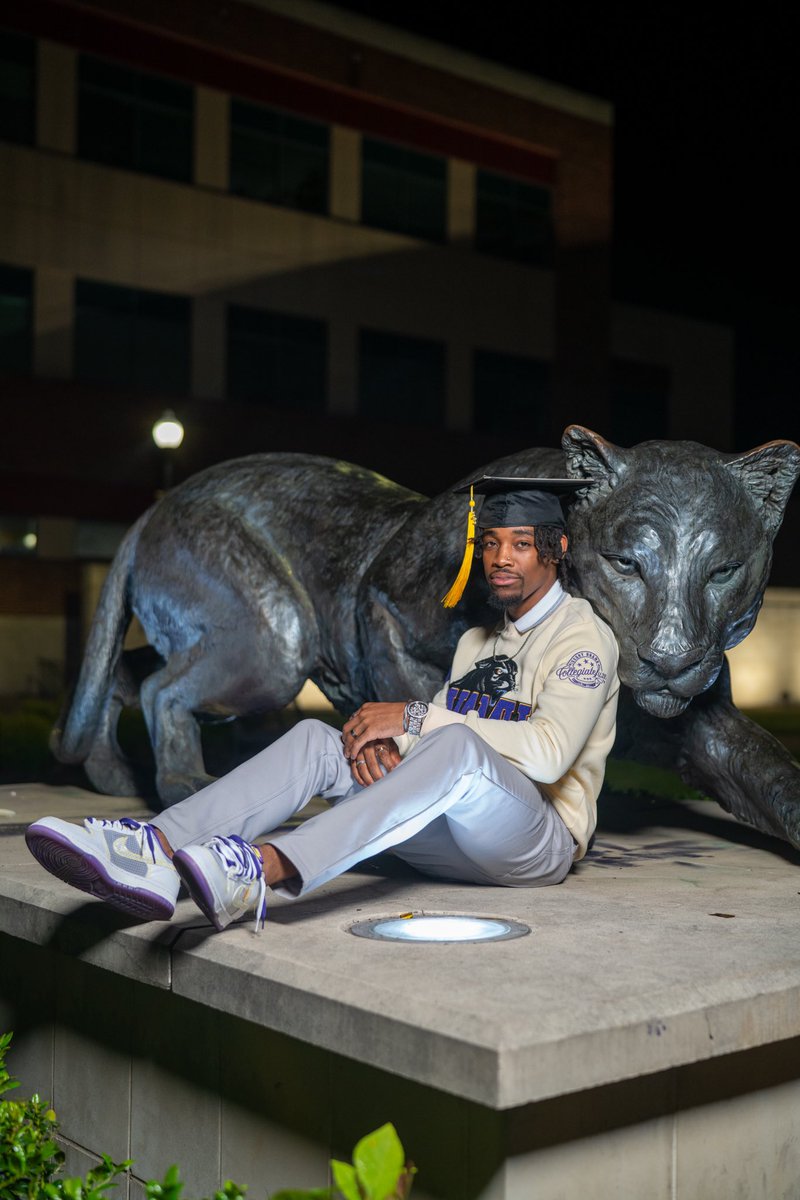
(82, 647), (163, 797)
(614, 663), (800, 849)
(129, 514), (324, 805)
(140, 629), (315, 807)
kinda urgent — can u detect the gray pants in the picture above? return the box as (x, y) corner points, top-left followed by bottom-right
(152, 720), (575, 898)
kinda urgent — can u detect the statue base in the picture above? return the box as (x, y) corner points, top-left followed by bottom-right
(2, 784), (799, 1199)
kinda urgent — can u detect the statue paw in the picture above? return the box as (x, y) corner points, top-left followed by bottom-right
(84, 748), (141, 798)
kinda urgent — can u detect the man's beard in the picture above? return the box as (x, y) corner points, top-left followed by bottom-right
(487, 588), (523, 611)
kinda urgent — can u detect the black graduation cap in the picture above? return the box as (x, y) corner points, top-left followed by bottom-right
(454, 475), (585, 529)
(442, 475), (585, 608)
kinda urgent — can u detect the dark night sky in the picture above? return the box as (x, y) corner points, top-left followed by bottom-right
(332, 1), (799, 451)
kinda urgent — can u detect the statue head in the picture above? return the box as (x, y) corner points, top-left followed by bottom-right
(562, 425), (800, 718)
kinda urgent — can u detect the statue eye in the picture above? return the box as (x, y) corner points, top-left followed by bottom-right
(602, 554), (640, 577)
(710, 561), (742, 584)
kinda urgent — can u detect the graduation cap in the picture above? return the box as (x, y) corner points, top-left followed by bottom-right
(442, 475), (586, 608)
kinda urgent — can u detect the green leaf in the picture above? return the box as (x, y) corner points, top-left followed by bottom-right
(353, 1125), (404, 1200)
(0, 1029), (21, 1098)
(222, 1183), (247, 1197)
(331, 1160), (361, 1200)
(145, 1166), (183, 1200)
(212, 1184), (248, 1200)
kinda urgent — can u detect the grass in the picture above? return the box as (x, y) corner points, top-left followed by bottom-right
(603, 759), (706, 800)
(0, 699), (56, 780)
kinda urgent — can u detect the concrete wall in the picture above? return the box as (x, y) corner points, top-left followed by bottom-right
(3, 932), (800, 1200)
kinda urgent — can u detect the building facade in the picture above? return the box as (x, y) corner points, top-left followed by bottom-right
(0, 0), (736, 696)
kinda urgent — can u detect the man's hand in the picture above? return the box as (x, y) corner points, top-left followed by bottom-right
(350, 738), (402, 787)
(342, 702), (407, 762)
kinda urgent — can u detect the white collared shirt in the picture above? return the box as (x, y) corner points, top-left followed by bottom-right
(513, 581), (565, 633)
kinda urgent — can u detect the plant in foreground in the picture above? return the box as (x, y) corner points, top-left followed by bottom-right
(1, 1033), (413, 1200)
(276, 1123), (415, 1200)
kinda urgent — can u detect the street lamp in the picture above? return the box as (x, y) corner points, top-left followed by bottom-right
(152, 409), (184, 491)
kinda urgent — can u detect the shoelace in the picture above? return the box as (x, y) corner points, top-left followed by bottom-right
(209, 834), (267, 932)
(87, 817), (163, 865)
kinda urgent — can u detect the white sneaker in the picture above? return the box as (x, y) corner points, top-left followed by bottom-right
(173, 835), (267, 932)
(25, 816), (179, 922)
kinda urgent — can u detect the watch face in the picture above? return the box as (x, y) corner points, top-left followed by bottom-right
(408, 701), (428, 718)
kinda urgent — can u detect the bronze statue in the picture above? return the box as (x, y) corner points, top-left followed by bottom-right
(53, 426), (800, 850)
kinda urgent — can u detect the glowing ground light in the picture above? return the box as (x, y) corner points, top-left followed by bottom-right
(349, 913), (531, 943)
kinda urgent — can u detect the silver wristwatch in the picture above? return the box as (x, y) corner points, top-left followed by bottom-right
(403, 700), (429, 736)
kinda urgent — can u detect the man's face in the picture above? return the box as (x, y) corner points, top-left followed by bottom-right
(480, 526), (565, 619)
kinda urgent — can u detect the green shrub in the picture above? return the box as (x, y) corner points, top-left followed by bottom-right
(1, 1028), (60, 1196)
(0, 1034), (413, 1200)
(0, 1031), (128, 1200)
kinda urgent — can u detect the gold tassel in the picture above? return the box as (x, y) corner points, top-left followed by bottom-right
(441, 486), (476, 608)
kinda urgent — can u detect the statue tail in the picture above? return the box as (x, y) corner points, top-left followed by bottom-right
(52, 509), (151, 763)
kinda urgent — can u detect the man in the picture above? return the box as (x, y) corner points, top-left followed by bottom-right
(26, 478), (619, 932)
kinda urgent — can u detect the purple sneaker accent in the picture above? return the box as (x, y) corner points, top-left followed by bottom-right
(25, 816), (179, 921)
(173, 835), (267, 933)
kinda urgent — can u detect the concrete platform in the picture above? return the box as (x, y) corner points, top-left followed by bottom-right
(2, 781), (800, 1199)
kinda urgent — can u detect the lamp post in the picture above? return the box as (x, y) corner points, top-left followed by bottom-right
(152, 409), (185, 492)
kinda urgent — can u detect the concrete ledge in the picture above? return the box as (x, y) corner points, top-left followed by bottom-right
(4, 783), (800, 1198)
(2, 784), (800, 1110)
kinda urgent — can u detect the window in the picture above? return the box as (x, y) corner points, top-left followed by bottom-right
(0, 263), (33, 374)
(361, 138), (446, 241)
(78, 55), (193, 182)
(75, 280), (191, 394)
(475, 171), (553, 266)
(230, 100), (329, 214)
(610, 359), (671, 444)
(359, 329), (445, 424)
(473, 349), (550, 437)
(227, 305), (326, 409)
(0, 29), (35, 145)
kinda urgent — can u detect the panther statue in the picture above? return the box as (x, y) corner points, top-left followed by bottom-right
(52, 426), (800, 850)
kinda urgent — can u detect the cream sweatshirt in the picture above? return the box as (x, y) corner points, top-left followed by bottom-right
(399, 590), (620, 858)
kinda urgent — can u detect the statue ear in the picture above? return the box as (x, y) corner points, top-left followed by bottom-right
(562, 425), (626, 485)
(724, 440), (800, 537)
